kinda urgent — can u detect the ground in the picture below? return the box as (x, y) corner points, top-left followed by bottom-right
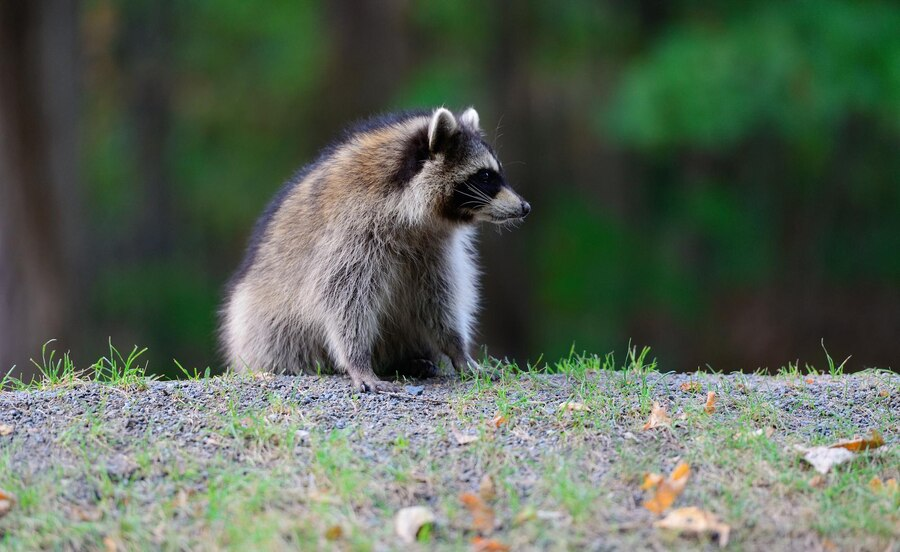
(0, 350), (898, 551)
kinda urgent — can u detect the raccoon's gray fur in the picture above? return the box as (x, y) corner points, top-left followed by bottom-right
(220, 107), (529, 392)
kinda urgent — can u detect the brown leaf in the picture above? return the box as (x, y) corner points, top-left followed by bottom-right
(394, 506), (436, 544)
(642, 402), (671, 431)
(829, 429), (885, 452)
(513, 507), (536, 525)
(460, 492), (495, 534)
(680, 381), (702, 393)
(869, 477), (898, 494)
(452, 427), (479, 446)
(558, 401), (590, 412)
(704, 391), (717, 414)
(878, 389), (889, 398)
(103, 536), (118, 552)
(471, 536), (511, 551)
(324, 524), (343, 540)
(653, 506), (731, 548)
(70, 505), (103, 522)
(798, 446), (854, 474)
(478, 474), (497, 502)
(808, 474), (826, 488)
(642, 462), (690, 514)
(0, 488), (16, 519)
(0, 424), (14, 436)
(640, 473), (664, 491)
(805, 378), (815, 384)
(489, 413), (507, 428)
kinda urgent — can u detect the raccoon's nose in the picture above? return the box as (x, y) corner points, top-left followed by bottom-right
(521, 201), (531, 217)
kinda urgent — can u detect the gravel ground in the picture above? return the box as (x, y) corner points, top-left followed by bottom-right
(1, 369), (898, 550)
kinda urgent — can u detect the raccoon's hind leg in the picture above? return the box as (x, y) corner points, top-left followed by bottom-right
(322, 277), (402, 393)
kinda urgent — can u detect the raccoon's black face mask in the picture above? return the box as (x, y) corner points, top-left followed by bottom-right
(447, 167), (531, 224)
(426, 107), (531, 224)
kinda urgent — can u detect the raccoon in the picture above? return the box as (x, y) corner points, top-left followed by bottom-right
(220, 107), (530, 392)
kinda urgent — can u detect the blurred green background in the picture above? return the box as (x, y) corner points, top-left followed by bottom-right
(2, 0), (899, 379)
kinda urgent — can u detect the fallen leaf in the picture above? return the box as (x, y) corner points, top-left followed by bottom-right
(704, 391), (717, 414)
(513, 507), (536, 525)
(868, 477), (883, 491)
(640, 473), (664, 491)
(748, 426), (776, 439)
(489, 413), (507, 428)
(829, 429), (885, 452)
(642, 402), (672, 431)
(653, 506), (731, 548)
(307, 490), (341, 505)
(799, 446), (855, 474)
(643, 462), (691, 514)
(869, 477), (898, 494)
(878, 389), (889, 398)
(394, 506), (436, 544)
(536, 510), (567, 521)
(808, 474), (826, 488)
(479, 474), (496, 502)
(0, 424), (13, 436)
(460, 492), (495, 534)
(805, 378), (815, 384)
(70, 505), (103, 521)
(680, 381), (702, 393)
(324, 524), (343, 540)
(103, 536), (118, 552)
(0, 488), (16, 518)
(471, 536), (511, 551)
(559, 401), (590, 412)
(452, 427), (479, 446)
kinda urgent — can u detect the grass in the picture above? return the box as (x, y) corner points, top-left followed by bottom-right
(2, 339), (153, 391)
(0, 343), (897, 550)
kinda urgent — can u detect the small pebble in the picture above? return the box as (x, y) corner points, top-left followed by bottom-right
(405, 385), (425, 396)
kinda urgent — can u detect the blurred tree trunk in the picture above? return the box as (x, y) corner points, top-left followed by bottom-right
(477, 0), (534, 362)
(121, 1), (174, 259)
(0, 0), (81, 380)
(316, 0), (410, 130)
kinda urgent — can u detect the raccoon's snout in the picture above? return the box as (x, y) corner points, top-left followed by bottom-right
(485, 187), (530, 222)
(521, 201), (531, 217)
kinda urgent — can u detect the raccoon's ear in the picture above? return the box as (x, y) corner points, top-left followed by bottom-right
(459, 107), (480, 131)
(428, 107), (458, 153)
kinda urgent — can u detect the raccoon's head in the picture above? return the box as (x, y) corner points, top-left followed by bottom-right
(414, 107), (530, 225)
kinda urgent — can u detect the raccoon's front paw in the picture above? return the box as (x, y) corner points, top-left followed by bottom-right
(351, 373), (402, 394)
(405, 358), (441, 378)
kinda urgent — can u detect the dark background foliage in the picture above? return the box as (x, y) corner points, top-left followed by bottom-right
(2, 0), (898, 380)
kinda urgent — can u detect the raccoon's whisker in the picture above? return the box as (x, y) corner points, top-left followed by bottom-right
(456, 189), (485, 200)
(457, 189), (489, 203)
(465, 183), (492, 203)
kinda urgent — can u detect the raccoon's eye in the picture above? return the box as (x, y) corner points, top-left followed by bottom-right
(477, 169), (492, 182)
